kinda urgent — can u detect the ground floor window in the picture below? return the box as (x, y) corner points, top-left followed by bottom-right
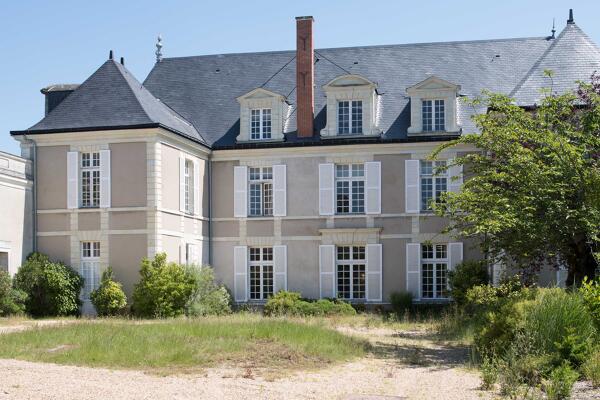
(336, 246), (366, 300)
(421, 244), (448, 299)
(80, 241), (100, 301)
(0, 251), (8, 273)
(249, 247), (273, 300)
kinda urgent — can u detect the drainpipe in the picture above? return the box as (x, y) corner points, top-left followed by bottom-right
(208, 156), (213, 266)
(22, 134), (37, 253)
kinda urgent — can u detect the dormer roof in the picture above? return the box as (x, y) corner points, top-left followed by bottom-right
(406, 76), (461, 93)
(236, 87), (287, 103)
(323, 74), (377, 89)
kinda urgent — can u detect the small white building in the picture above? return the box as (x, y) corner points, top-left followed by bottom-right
(0, 150), (33, 275)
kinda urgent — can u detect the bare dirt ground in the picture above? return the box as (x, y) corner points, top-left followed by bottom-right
(0, 321), (492, 400)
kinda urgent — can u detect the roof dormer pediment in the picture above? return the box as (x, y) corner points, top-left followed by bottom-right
(406, 76), (461, 94)
(323, 74), (376, 90)
(236, 87), (286, 103)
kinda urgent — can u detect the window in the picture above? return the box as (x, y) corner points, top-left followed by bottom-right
(422, 99), (445, 132)
(184, 159), (194, 214)
(250, 108), (272, 140)
(80, 152), (100, 208)
(421, 244), (448, 299)
(249, 247), (273, 300)
(0, 251), (8, 273)
(336, 246), (366, 300)
(80, 241), (100, 301)
(185, 243), (194, 266)
(335, 164), (364, 214)
(420, 160), (447, 211)
(338, 100), (363, 134)
(248, 167), (273, 216)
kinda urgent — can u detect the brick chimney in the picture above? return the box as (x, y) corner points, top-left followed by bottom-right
(296, 16), (314, 137)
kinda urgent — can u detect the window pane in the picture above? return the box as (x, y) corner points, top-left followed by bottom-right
(336, 181), (350, 213)
(338, 101), (350, 134)
(351, 180), (365, 213)
(92, 152), (100, 167)
(420, 160), (433, 175)
(262, 247), (273, 261)
(250, 109), (261, 139)
(436, 263), (448, 298)
(434, 100), (445, 131)
(337, 264), (351, 298)
(336, 164), (349, 178)
(435, 244), (447, 259)
(353, 264), (366, 299)
(262, 109), (272, 139)
(435, 177), (447, 204)
(249, 183), (261, 216)
(353, 246), (365, 260)
(422, 244), (434, 260)
(81, 171), (90, 207)
(263, 265), (273, 298)
(81, 153), (90, 168)
(263, 183), (273, 216)
(422, 100), (433, 132)
(262, 167), (273, 180)
(337, 246), (350, 260)
(351, 101), (363, 134)
(249, 248), (260, 261)
(422, 263), (434, 298)
(249, 264), (260, 299)
(351, 164), (364, 177)
(421, 177), (433, 210)
(249, 167), (260, 181)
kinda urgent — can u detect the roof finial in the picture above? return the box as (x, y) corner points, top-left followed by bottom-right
(109, 50), (113, 60)
(120, 57), (125, 66)
(551, 18), (556, 39)
(567, 8), (574, 24)
(155, 34), (163, 62)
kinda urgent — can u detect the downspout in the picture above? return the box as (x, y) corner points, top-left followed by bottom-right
(22, 134), (37, 253)
(208, 156), (213, 266)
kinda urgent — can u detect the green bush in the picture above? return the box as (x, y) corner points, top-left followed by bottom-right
(263, 291), (356, 317)
(581, 348), (600, 387)
(185, 266), (232, 317)
(448, 260), (489, 305)
(0, 271), (27, 316)
(480, 356), (498, 390)
(131, 253), (196, 318)
(13, 253), (83, 317)
(544, 362), (579, 400)
(580, 276), (600, 330)
(390, 291), (413, 316)
(90, 267), (127, 317)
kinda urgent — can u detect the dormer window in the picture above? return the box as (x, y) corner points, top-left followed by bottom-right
(422, 99), (445, 132)
(338, 100), (363, 135)
(250, 108), (272, 140)
(321, 75), (381, 138)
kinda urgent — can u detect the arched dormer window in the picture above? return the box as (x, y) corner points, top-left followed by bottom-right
(406, 76), (461, 135)
(236, 88), (289, 142)
(320, 74), (382, 138)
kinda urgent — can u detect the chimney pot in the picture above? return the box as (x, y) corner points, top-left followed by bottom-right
(295, 16), (315, 138)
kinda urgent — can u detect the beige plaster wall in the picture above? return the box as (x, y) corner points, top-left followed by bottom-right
(211, 160), (236, 219)
(284, 240), (320, 299)
(110, 142), (147, 207)
(376, 154), (409, 214)
(36, 146), (68, 210)
(161, 144), (181, 212)
(78, 212), (100, 231)
(109, 234), (147, 296)
(109, 211), (147, 230)
(37, 214), (69, 232)
(247, 220), (274, 237)
(38, 236), (70, 265)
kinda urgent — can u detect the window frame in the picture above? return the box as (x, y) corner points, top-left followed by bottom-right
(248, 166), (273, 217)
(336, 245), (366, 300)
(420, 160), (447, 212)
(80, 152), (100, 208)
(422, 99), (446, 132)
(250, 108), (272, 140)
(335, 164), (365, 215)
(248, 247), (274, 301)
(337, 100), (363, 135)
(421, 243), (449, 300)
(80, 241), (100, 301)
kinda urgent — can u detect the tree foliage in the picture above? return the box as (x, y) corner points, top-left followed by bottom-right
(433, 75), (600, 284)
(90, 267), (127, 317)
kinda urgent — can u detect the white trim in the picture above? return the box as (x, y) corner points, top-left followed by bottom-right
(366, 243), (383, 302)
(319, 244), (335, 298)
(319, 163), (335, 216)
(406, 242), (421, 299)
(233, 245), (248, 302)
(272, 164), (287, 217)
(365, 161), (381, 214)
(405, 159), (420, 213)
(234, 166), (248, 218)
(273, 245), (287, 293)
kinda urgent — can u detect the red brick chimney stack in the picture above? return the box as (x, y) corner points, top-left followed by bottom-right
(296, 16), (314, 138)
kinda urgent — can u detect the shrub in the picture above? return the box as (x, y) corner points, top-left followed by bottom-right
(90, 267), (127, 317)
(185, 266), (232, 317)
(0, 271), (27, 316)
(544, 362), (579, 400)
(580, 277), (600, 330)
(581, 349), (600, 387)
(390, 291), (413, 316)
(263, 291), (356, 317)
(480, 356), (498, 390)
(13, 253), (83, 317)
(131, 253), (196, 318)
(448, 260), (489, 305)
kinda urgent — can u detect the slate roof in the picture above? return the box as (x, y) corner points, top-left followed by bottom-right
(13, 59), (202, 143)
(12, 21), (600, 149)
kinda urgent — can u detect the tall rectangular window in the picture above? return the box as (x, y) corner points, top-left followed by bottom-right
(184, 159), (194, 214)
(250, 108), (272, 140)
(248, 167), (273, 217)
(338, 100), (363, 134)
(336, 246), (366, 300)
(81, 241), (100, 301)
(335, 164), (364, 214)
(420, 160), (447, 211)
(422, 99), (445, 132)
(249, 247), (273, 300)
(80, 152), (100, 208)
(421, 244), (448, 299)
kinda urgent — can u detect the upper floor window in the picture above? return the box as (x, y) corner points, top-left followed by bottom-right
(335, 164), (364, 214)
(80, 152), (100, 208)
(337, 100), (363, 135)
(184, 159), (195, 214)
(420, 160), (447, 211)
(422, 100), (445, 132)
(421, 244), (448, 299)
(250, 108), (272, 140)
(249, 247), (273, 300)
(336, 246), (366, 300)
(249, 167), (273, 217)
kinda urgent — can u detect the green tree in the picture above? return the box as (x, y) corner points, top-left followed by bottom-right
(90, 267), (127, 316)
(433, 75), (600, 285)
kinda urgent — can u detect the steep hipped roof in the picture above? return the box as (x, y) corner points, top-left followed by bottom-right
(14, 59), (202, 143)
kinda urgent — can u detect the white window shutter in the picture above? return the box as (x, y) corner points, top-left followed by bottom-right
(234, 246), (248, 302)
(405, 159), (420, 213)
(366, 244), (382, 301)
(193, 160), (201, 216)
(365, 161), (381, 214)
(448, 159), (463, 193)
(233, 166), (248, 218)
(319, 245), (335, 298)
(273, 164), (287, 217)
(179, 157), (186, 212)
(319, 163), (334, 216)
(273, 245), (287, 293)
(448, 242), (463, 272)
(406, 243), (421, 299)
(179, 244), (185, 265)
(99, 150), (111, 208)
(67, 151), (79, 209)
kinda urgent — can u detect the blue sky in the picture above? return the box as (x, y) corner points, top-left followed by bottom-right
(2, 0), (599, 155)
